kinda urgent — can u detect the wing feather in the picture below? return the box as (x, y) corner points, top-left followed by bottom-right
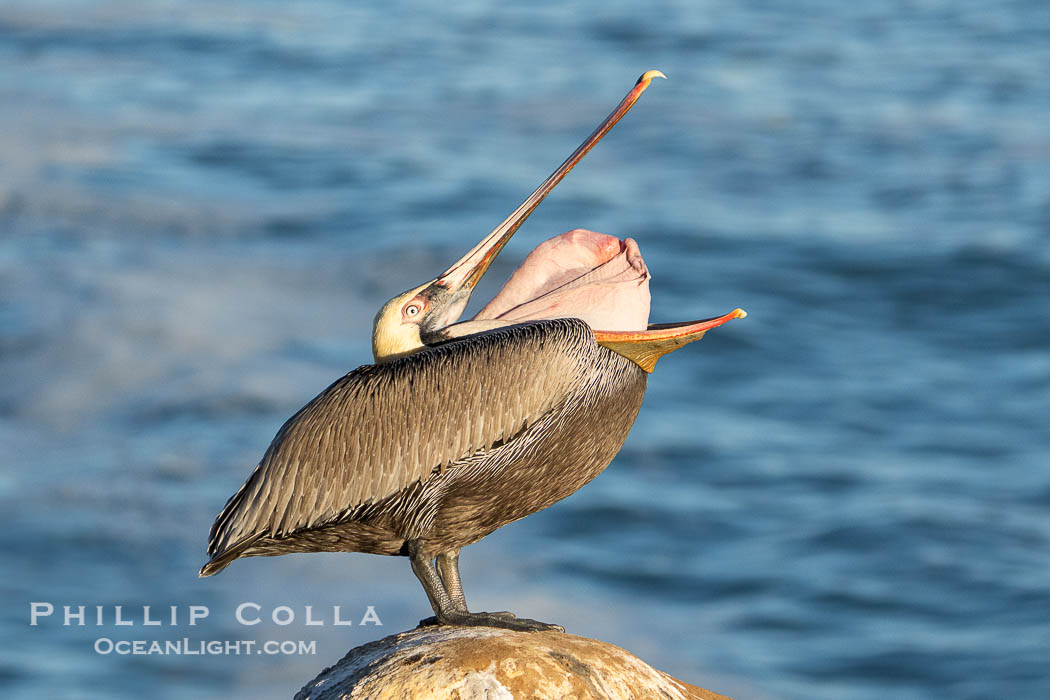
(208, 320), (590, 556)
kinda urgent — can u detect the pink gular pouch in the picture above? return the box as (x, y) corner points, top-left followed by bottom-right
(465, 227), (745, 373)
(427, 71), (745, 373)
(474, 229), (651, 332)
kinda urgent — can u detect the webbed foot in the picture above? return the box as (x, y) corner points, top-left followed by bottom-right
(418, 611), (562, 632)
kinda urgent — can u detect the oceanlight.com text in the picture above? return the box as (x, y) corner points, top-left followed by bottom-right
(94, 638), (317, 656)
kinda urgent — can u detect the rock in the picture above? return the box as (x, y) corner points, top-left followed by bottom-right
(296, 626), (731, 700)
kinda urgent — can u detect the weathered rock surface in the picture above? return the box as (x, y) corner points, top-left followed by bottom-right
(295, 626), (731, 700)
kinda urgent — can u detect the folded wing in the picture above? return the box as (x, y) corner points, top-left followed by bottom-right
(206, 320), (590, 559)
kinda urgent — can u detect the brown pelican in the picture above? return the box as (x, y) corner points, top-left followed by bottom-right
(200, 71), (746, 632)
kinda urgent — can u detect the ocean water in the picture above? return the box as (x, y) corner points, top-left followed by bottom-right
(2, 1), (1048, 698)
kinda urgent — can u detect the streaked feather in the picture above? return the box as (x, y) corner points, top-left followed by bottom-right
(206, 319), (596, 560)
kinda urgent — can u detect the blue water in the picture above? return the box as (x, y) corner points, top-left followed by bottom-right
(2, 1), (1048, 698)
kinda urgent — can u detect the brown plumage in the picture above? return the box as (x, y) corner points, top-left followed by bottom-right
(203, 319), (644, 576)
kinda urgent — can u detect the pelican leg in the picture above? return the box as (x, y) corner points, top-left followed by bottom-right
(435, 549), (469, 613)
(436, 549), (517, 620)
(408, 540), (563, 633)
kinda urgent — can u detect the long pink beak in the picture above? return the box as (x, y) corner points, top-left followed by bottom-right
(433, 70), (667, 298)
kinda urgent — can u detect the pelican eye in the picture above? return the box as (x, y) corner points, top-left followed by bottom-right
(403, 302), (423, 319)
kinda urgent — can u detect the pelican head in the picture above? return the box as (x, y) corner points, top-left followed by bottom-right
(371, 251), (496, 363)
(372, 70), (667, 363)
(371, 70), (745, 370)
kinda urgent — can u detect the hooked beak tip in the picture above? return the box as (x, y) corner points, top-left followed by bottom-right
(638, 69), (667, 85)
